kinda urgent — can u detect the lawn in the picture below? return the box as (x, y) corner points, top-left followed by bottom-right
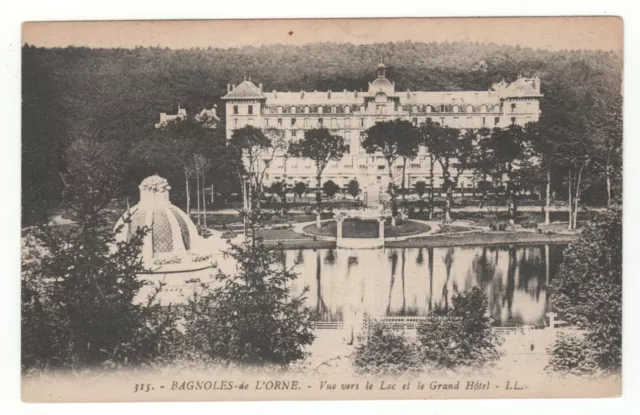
(386, 230), (576, 248)
(256, 228), (312, 240)
(303, 219), (430, 239)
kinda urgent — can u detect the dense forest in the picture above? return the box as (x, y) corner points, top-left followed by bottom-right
(22, 41), (623, 225)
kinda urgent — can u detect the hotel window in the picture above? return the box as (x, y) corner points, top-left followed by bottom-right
(331, 118), (337, 128)
(345, 144), (351, 155)
(453, 105), (459, 113)
(277, 118), (283, 127)
(467, 105), (473, 113)
(452, 117), (459, 127)
(263, 118), (269, 128)
(304, 106), (310, 114)
(345, 118), (351, 128)
(440, 105), (446, 112)
(345, 106), (351, 113)
(413, 117), (418, 126)
(482, 117), (486, 126)
(291, 118), (296, 127)
(467, 117), (473, 128)
(426, 105), (432, 113)
(411, 163), (420, 169)
(359, 118), (365, 127)
(318, 118), (324, 127)
(494, 117), (500, 126)
(277, 106), (283, 114)
(304, 118), (309, 128)
(248, 105), (253, 115)
(233, 118), (238, 128)
(481, 105), (487, 113)
(412, 105), (418, 113)
(233, 105), (238, 115)
(290, 106), (296, 114)
(511, 103), (517, 112)
(511, 117), (516, 125)
(247, 118), (253, 126)
(291, 130), (298, 139)
(359, 106), (365, 112)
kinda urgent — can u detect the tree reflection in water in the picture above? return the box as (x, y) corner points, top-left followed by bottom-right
(282, 244), (565, 326)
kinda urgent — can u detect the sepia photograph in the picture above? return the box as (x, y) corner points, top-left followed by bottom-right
(19, 15), (624, 402)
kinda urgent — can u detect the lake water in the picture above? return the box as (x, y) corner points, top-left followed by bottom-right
(283, 245), (565, 327)
(145, 243), (566, 327)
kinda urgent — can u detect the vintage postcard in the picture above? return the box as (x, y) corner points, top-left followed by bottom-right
(21, 17), (623, 402)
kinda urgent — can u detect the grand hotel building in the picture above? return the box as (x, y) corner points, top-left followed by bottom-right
(222, 63), (542, 196)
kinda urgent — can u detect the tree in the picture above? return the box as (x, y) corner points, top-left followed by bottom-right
(416, 287), (502, 369)
(480, 125), (532, 225)
(346, 179), (361, 200)
(548, 207), (621, 372)
(419, 123), (472, 223)
(322, 180), (340, 199)
(468, 127), (494, 205)
(267, 180), (288, 215)
(417, 119), (441, 219)
(362, 119), (418, 225)
(21, 137), (179, 371)
(183, 214), (315, 367)
(293, 181), (308, 202)
(414, 180), (427, 199)
(288, 128), (346, 227)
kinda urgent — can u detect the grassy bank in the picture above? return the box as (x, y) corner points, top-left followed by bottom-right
(386, 230), (577, 248)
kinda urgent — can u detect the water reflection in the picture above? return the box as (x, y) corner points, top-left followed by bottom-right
(283, 245), (565, 327)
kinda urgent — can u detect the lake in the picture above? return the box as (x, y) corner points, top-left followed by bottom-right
(283, 245), (565, 327)
(144, 243), (566, 327)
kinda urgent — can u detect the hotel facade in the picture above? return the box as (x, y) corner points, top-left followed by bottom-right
(222, 63), (542, 196)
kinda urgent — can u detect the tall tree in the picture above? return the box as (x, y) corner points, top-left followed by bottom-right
(480, 125), (532, 225)
(22, 134), (179, 370)
(288, 128), (346, 228)
(420, 122), (472, 223)
(549, 207), (621, 372)
(362, 119), (417, 225)
(469, 127), (494, 207)
(230, 126), (282, 211)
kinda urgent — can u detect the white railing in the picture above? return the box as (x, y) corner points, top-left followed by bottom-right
(312, 321), (344, 330)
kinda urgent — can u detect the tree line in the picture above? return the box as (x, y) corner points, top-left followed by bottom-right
(22, 41), (622, 225)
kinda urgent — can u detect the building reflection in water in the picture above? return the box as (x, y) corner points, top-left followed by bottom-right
(281, 244), (565, 327)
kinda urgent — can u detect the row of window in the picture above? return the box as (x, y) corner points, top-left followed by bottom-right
(238, 102), (532, 116)
(230, 115), (526, 130)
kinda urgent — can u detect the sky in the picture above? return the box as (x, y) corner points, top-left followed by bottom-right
(22, 17), (623, 52)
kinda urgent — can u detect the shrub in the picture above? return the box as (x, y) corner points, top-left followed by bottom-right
(303, 206), (314, 216)
(549, 207), (622, 372)
(545, 332), (599, 376)
(353, 324), (422, 375)
(489, 222), (509, 231)
(521, 220), (538, 229)
(416, 287), (502, 370)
